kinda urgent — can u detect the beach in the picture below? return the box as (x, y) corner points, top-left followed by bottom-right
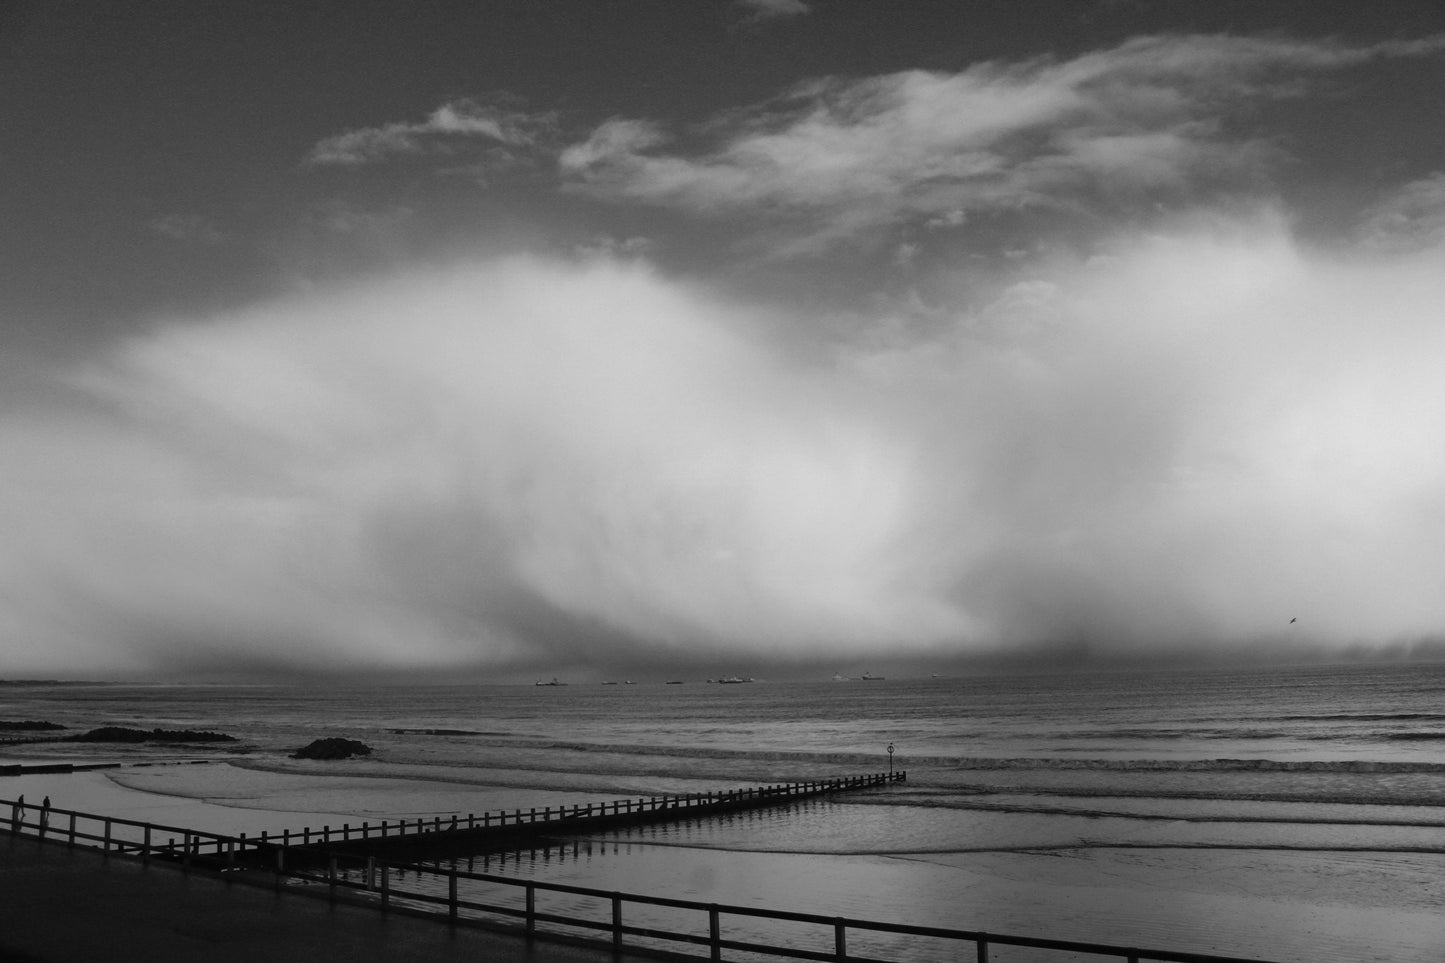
(4, 667), (1445, 962)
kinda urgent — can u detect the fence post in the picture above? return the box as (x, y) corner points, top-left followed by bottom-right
(612, 893), (623, 952)
(68, 812), (76, 848)
(274, 846), (284, 891)
(449, 873), (459, 922)
(525, 883), (536, 936)
(103, 819), (112, 856)
(710, 905), (722, 962)
(183, 831), (192, 872)
(977, 934), (989, 962)
(143, 824), (151, 862)
(380, 863), (390, 910)
(834, 919), (847, 960)
(328, 857), (337, 903)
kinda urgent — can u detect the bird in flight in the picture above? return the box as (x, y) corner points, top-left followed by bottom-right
(1289, 618), (1297, 624)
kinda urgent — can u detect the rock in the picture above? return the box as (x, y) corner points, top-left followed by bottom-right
(64, 726), (237, 743)
(291, 737), (373, 760)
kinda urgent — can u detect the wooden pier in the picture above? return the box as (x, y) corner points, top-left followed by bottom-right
(2, 776), (1285, 963)
(255, 771), (905, 863)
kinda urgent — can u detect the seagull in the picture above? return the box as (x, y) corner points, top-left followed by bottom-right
(1289, 618), (1297, 624)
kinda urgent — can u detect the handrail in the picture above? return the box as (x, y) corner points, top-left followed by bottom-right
(2, 772), (904, 858)
(2, 778), (1280, 963)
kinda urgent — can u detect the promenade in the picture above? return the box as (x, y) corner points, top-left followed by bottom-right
(0, 835), (657, 963)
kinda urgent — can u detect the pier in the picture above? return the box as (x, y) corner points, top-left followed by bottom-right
(275, 771), (905, 862)
(2, 774), (1284, 963)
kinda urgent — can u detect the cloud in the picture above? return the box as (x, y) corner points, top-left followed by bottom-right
(560, 34), (1445, 252)
(306, 96), (558, 167)
(147, 213), (228, 245)
(735, 0), (812, 22)
(1358, 172), (1445, 251)
(5, 215), (1445, 678)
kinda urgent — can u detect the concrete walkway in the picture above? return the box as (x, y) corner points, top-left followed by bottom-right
(0, 836), (666, 963)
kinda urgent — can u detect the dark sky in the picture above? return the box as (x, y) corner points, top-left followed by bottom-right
(3, 1), (1445, 680)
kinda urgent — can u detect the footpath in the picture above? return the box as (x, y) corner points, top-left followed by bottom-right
(0, 836), (659, 963)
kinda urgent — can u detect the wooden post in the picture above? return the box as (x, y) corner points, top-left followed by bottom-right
(449, 873), (458, 922)
(183, 831), (192, 872)
(709, 905), (721, 962)
(365, 857), (375, 891)
(143, 824), (151, 862)
(525, 883), (536, 936)
(611, 893), (623, 952)
(328, 857), (337, 903)
(977, 934), (989, 962)
(68, 812), (76, 848)
(834, 919), (847, 960)
(227, 838), (235, 873)
(304, 826), (311, 844)
(103, 819), (112, 856)
(380, 863), (389, 910)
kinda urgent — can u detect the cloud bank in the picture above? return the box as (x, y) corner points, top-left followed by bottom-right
(5, 218), (1445, 677)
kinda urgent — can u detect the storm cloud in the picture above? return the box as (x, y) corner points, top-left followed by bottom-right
(4, 213), (1444, 677)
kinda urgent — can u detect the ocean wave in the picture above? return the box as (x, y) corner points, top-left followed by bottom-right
(491, 739), (1445, 774)
(1273, 713), (1445, 722)
(868, 792), (1445, 825)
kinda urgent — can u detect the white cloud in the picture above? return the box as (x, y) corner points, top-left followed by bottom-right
(561, 34), (1445, 250)
(5, 218), (1445, 677)
(1358, 172), (1445, 251)
(307, 96), (557, 167)
(147, 213), (228, 245)
(735, 0), (812, 22)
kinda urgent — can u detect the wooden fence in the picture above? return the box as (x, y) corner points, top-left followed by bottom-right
(2, 787), (1279, 963)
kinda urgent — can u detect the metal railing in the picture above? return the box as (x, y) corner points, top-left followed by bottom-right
(3, 788), (1278, 963)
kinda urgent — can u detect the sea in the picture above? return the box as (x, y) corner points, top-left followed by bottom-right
(3, 662), (1445, 962)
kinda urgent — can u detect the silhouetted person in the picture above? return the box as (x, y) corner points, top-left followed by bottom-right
(11, 794), (22, 831)
(39, 795), (50, 834)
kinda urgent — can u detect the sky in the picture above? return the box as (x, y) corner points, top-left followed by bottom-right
(3, 1), (1445, 682)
